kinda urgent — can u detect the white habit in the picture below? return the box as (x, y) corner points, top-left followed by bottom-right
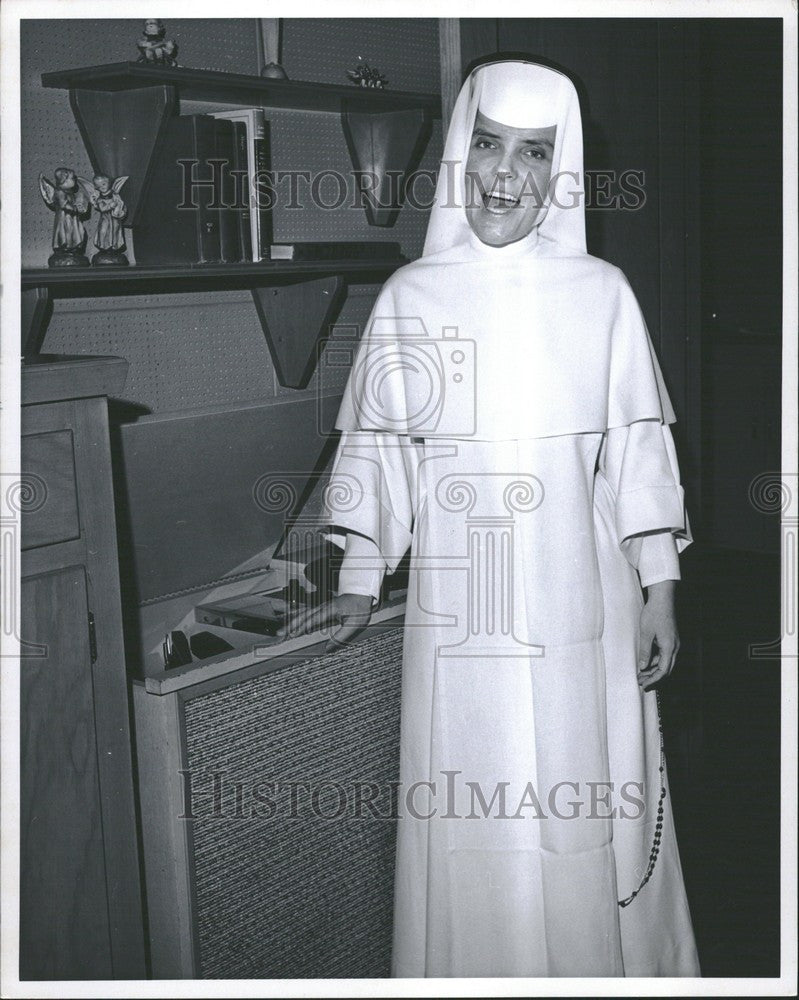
(325, 61), (701, 978)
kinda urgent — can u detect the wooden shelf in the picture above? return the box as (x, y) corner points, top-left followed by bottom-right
(42, 62), (436, 228)
(42, 62), (442, 116)
(22, 258), (407, 295)
(32, 62), (431, 382)
(22, 258), (405, 385)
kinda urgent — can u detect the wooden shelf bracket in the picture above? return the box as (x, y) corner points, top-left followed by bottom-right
(69, 85), (177, 226)
(251, 275), (347, 389)
(21, 260), (402, 362)
(21, 286), (53, 359)
(342, 108), (433, 227)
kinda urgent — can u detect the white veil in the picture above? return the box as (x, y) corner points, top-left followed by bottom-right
(423, 59), (587, 256)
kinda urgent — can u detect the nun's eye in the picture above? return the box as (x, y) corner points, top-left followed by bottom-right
(523, 147), (547, 160)
(473, 138), (496, 150)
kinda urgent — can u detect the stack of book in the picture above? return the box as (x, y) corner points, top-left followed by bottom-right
(133, 110), (406, 268)
(133, 109), (273, 265)
(209, 107), (273, 261)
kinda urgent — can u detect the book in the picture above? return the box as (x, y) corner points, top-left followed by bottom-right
(209, 107), (273, 262)
(252, 113), (274, 258)
(230, 121), (252, 261)
(194, 589), (289, 637)
(269, 241), (403, 261)
(213, 117), (242, 263)
(133, 114), (224, 265)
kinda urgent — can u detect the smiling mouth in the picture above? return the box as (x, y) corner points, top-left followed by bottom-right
(482, 192), (521, 213)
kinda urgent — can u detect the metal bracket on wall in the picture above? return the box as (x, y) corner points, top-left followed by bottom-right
(69, 85), (177, 226)
(341, 108), (433, 227)
(251, 275), (346, 389)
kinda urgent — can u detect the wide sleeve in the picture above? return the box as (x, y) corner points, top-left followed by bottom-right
(336, 531), (385, 601)
(323, 430), (423, 595)
(636, 531), (681, 588)
(607, 270), (676, 430)
(597, 419), (692, 585)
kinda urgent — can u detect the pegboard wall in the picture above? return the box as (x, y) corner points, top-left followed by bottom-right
(21, 19), (262, 270)
(282, 19), (441, 93)
(45, 286), (377, 414)
(21, 18), (443, 412)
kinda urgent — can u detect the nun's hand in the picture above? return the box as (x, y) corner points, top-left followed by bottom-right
(637, 580), (679, 691)
(276, 593), (373, 653)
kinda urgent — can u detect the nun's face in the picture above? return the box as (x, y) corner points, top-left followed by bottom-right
(465, 111), (556, 246)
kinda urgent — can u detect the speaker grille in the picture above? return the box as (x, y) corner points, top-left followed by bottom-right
(183, 626), (403, 978)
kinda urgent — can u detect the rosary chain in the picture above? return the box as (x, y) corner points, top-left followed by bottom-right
(618, 689), (666, 908)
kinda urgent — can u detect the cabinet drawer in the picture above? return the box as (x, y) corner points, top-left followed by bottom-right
(21, 429), (80, 550)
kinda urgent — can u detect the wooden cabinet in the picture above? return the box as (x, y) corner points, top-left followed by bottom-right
(20, 356), (146, 980)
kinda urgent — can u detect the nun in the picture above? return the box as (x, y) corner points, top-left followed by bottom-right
(285, 59), (701, 978)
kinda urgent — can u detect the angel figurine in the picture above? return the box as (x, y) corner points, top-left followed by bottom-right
(136, 19), (178, 66)
(39, 168), (90, 267)
(78, 174), (129, 266)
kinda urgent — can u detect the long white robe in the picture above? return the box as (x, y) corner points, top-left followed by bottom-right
(323, 235), (701, 978)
